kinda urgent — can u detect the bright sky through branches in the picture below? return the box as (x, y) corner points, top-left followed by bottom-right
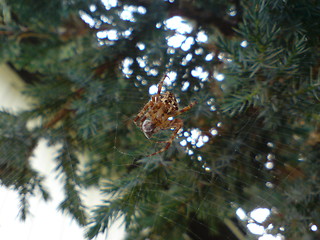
(165, 16), (208, 51)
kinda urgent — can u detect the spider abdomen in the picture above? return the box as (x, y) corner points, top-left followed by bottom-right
(141, 119), (156, 139)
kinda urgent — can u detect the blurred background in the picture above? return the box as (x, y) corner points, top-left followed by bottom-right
(1, 1), (320, 239)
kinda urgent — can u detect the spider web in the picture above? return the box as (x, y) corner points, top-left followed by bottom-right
(0, 61), (317, 240)
(110, 99), (279, 240)
(89, 68), (312, 240)
(0, 63), (272, 240)
(106, 96), (299, 240)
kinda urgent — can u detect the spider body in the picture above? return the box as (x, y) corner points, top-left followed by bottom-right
(134, 75), (197, 157)
(159, 92), (179, 114)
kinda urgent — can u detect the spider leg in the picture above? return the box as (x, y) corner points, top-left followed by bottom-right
(175, 100), (197, 116)
(135, 90), (163, 126)
(157, 74), (169, 95)
(139, 101), (163, 128)
(146, 118), (183, 157)
(134, 101), (154, 124)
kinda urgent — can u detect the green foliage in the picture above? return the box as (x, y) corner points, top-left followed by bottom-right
(1, 0), (320, 239)
(0, 111), (49, 219)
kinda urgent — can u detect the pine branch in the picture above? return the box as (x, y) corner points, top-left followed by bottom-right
(55, 140), (87, 226)
(0, 111), (50, 220)
(86, 200), (123, 239)
(43, 88), (84, 129)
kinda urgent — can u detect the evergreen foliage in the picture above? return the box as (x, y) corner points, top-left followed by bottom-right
(1, 0), (320, 239)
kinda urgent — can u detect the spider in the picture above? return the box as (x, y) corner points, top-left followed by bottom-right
(134, 74), (197, 157)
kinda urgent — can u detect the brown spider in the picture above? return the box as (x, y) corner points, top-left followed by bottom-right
(134, 74), (197, 157)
